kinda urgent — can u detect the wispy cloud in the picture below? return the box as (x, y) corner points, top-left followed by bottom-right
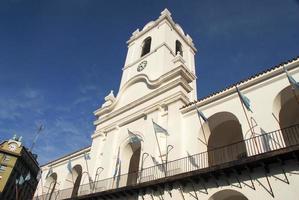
(0, 86), (95, 164)
(79, 84), (97, 94)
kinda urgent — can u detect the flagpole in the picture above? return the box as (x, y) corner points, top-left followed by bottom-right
(84, 153), (92, 185)
(152, 120), (167, 174)
(194, 105), (208, 146)
(154, 130), (167, 174)
(235, 86), (259, 154)
(198, 113), (208, 145)
(153, 125), (167, 176)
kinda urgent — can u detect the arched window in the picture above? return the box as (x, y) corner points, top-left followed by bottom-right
(175, 40), (183, 56)
(141, 37), (151, 57)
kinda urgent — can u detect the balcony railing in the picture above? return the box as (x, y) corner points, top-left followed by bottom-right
(35, 124), (299, 200)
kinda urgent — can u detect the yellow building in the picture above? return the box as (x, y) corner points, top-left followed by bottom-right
(0, 136), (40, 200)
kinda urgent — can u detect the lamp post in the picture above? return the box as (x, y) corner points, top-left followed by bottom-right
(139, 152), (149, 183)
(165, 145), (174, 176)
(93, 167), (104, 191)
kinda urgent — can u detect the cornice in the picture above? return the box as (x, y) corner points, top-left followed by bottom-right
(94, 64), (195, 117)
(181, 58), (299, 114)
(41, 146), (91, 168)
(127, 9), (196, 52)
(93, 77), (192, 126)
(92, 91), (190, 138)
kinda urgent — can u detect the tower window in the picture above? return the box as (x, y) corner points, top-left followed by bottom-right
(175, 40), (183, 56)
(141, 37), (151, 57)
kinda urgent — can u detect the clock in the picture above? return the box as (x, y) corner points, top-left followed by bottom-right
(137, 61), (147, 72)
(8, 143), (17, 152)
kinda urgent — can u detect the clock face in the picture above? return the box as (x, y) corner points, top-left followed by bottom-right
(8, 143), (17, 152)
(137, 61), (147, 72)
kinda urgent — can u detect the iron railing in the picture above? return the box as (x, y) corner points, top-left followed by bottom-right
(35, 124), (299, 200)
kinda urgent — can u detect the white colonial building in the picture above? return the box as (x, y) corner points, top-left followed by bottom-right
(34, 9), (299, 200)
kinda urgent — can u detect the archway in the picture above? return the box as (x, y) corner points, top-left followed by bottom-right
(63, 165), (83, 198)
(207, 112), (247, 166)
(273, 86), (299, 146)
(209, 189), (248, 200)
(119, 134), (142, 187)
(44, 173), (57, 199)
(126, 142), (141, 186)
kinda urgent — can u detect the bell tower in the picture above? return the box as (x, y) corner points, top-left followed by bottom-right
(119, 9), (197, 102)
(96, 9), (197, 117)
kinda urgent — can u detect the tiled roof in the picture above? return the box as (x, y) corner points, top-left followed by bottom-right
(181, 55), (299, 109)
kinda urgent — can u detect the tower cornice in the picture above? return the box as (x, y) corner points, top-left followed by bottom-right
(93, 64), (196, 120)
(127, 8), (197, 52)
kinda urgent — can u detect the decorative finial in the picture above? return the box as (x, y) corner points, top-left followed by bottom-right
(132, 29), (140, 36)
(161, 8), (171, 17)
(18, 136), (22, 142)
(12, 134), (17, 140)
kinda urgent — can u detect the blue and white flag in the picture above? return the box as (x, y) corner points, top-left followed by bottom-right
(236, 86), (252, 112)
(24, 171), (31, 182)
(113, 148), (120, 179)
(283, 66), (299, 90)
(45, 167), (53, 178)
(84, 152), (91, 160)
(195, 105), (208, 122)
(128, 129), (143, 143)
(152, 120), (169, 136)
(67, 160), (72, 173)
(17, 175), (25, 185)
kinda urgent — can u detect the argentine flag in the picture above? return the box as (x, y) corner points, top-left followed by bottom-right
(152, 120), (169, 136)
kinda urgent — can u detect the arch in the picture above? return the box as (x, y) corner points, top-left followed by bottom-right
(209, 189), (248, 200)
(119, 134), (142, 186)
(63, 164), (83, 198)
(141, 37), (151, 57)
(127, 146), (141, 185)
(175, 40), (183, 56)
(206, 112), (247, 166)
(273, 85), (299, 146)
(44, 173), (57, 199)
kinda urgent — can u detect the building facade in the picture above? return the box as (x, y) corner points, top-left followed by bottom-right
(34, 9), (299, 200)
(0, 136), (40, 200)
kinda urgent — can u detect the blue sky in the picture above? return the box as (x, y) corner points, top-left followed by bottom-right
(0, 0), (299, 165)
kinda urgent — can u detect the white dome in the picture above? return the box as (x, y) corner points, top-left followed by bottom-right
(143, 21), (155, 31)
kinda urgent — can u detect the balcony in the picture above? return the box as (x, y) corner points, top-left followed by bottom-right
(35, 124), (299, 200)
